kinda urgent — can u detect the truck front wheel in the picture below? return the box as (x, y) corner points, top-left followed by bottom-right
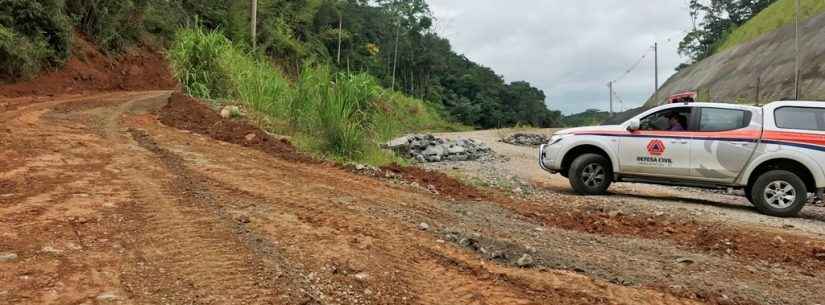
(568, 153), (613, 195)
(750, 170), (807, 217)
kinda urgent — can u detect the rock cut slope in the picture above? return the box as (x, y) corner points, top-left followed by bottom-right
(646, 12), (825, 106)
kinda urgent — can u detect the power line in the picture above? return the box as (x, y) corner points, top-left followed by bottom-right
(610, 45), (654, 85)
(609, 28), (686, 85)
(606, 15), (695, 112)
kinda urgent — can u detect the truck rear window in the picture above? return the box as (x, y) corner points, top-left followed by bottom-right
(775, 107), (825, 131)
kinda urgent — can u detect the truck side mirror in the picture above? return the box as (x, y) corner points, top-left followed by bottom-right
(627, 119), (640, 131)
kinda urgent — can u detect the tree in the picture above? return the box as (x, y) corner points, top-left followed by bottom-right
(678, 0), (777, 61)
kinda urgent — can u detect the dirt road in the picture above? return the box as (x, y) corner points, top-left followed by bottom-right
(2, 92), (825, 305)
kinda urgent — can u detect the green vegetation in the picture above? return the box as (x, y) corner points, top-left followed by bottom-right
(679, 0), (777, 62)
(66, 0), (146, 51)
(169, 27), (463, 164)
(0, 25), (51, 80)
(717, 0), (825, 52)
(561, 109), (611, 127)
(0, 0), (72, 80)
(168, 0), (562, 129)
(0, 0), (562, 130)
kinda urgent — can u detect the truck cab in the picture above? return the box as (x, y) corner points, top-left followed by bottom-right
(539, 101), (825, 217)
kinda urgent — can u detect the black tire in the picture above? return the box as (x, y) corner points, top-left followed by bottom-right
(568, 153), (613, 195)
(749, 170), (807, 217)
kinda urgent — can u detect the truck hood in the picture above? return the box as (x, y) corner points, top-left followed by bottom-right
(554, 125), (625, 135)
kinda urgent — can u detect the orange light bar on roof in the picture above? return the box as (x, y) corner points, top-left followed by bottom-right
(669, 91), (697, 103)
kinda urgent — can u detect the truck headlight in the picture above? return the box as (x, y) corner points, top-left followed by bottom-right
(548, 134), (570, 145)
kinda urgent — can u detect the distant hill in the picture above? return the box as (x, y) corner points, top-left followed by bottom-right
(560, 109), (611, 127)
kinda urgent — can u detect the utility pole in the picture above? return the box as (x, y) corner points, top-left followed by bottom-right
(337, 13), (343, 65)
(391, 19), (401, 91)
(794, 0), (801, 99)
(608, 81), (614, 116)
(250, 0), (257, 49)
(654, 42), (659, 93)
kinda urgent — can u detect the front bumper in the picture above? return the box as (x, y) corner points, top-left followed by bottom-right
(538, 144), (559, 173)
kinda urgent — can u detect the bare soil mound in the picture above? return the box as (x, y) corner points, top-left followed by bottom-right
(157, 93), (312, 163)
(0, 35), (177, 97)
(381, 164), (483, 200)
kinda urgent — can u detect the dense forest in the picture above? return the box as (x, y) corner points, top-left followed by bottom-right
(0, 0), (562, 128)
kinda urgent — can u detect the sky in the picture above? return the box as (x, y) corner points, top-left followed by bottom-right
(427, 0), (694, 114)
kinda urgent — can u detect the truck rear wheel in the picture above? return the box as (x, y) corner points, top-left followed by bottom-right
(568, 153), (612, 195)
(749, 170), (807, 217)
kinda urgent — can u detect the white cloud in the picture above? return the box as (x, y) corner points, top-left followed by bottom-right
(428, 0), (693, 114)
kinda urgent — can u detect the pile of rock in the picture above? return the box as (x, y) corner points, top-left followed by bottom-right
(385, 134), (493, 162)
(501, 133), (549, 146)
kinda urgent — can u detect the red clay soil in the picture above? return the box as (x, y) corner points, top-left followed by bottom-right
(484, 192), (825, 273)
(378, 164), (825, 273)
(0, 34), (177, 98)
(381, 164), (484, 201)
(150, 92), (825, 275)
(157, 92), (313, 163)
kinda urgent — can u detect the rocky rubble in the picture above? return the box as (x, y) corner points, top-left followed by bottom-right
(385, 134), (493, 162)
(500, 133), (549, 146)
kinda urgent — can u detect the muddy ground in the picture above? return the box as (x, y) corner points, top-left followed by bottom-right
(2, 92), (825, 305)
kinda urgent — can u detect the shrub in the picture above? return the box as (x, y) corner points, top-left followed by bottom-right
(66, 0), (147, 51)
(168, 27), (465, 164)
(0, 0), (72, 69)
(259, 18), (308, 60)
(313, 70), (380, 159)
(168, 27), (235, 99)
(372, 92), (468, 141)
(143, 1), (184, 41)
(222, 51), (293, 121)
(0, 26), (52, 80)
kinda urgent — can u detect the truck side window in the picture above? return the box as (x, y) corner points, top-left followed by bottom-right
(639, 107), (692, 131)
(699, 108), (749, 132)
(775, 107), (825, 131)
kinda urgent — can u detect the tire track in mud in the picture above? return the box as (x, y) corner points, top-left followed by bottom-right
(160, 134), (714, 305)
(120, 129), (283, 304)
(124, 128), (409, 305)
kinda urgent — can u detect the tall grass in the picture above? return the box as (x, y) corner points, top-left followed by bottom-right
(223, 50), (292, 120)
(717, 0), (825, 52)
(168, 27), (464, 164)
(167, 27), (234, 99)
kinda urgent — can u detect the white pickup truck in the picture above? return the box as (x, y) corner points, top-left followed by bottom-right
(539, 101), (825, 217)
